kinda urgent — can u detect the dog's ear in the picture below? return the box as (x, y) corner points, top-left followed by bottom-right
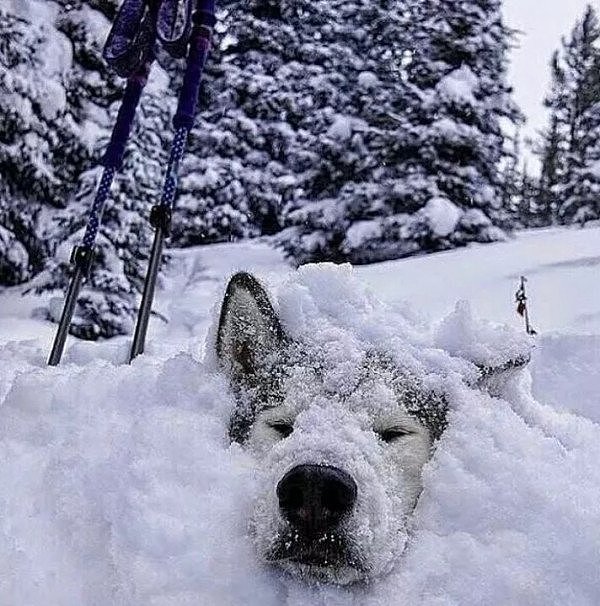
(217, 272), (286, 390)
(476, 354), (530, 397)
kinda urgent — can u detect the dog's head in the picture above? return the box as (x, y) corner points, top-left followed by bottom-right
(215, 272), (527, 585)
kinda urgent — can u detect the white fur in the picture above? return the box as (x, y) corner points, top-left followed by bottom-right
(245, 354), (433, 585)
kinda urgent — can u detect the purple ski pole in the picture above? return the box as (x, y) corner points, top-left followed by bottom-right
(48, 57), (153, 366)
(129, 0), (215, 362)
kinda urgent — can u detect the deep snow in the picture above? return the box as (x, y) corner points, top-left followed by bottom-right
(0, 226), (599, 604)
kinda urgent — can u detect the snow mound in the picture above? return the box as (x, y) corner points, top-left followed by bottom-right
(436, 65), (479, 106)
(420, 197), (463, 237)
(1, 264), (599, 604)
(435, 300), (533, 368)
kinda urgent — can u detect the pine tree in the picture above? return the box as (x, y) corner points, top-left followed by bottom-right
(539, 5), (600, 225)
(272, 0), (520, 264)
(277, 0), (422, 263)
(0, 2), (97, 285)
(558, 6), (600, 223)
(560, 100), (600, 224)
(499, 130), (523, 226)
(169, 0), (301, 248)
(206, 0), (431, 264)
(517, 163), (546, 227)
(406, 0), (521, 240)
(536, 51), (569, 222)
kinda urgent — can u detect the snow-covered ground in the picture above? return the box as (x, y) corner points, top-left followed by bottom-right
(0, 226), (599, 604)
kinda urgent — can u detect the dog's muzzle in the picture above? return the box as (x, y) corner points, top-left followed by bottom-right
(277, 464), (357, 536)
(267, 464), (366, 577)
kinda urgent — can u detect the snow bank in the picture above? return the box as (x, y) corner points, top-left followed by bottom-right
(1, 263), (599, 604)
(531, 333), (600, 423)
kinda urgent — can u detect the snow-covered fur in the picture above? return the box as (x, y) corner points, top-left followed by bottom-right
(215, 271), (525, 585)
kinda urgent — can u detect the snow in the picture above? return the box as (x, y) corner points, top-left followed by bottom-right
(358, 71), (380, 89)
(420, 196), (463, 237)
(344, 220), (382, 250)
(327, 115), (353, 141)
(1, 227), (600, 604)
(436, 65), (479, 106)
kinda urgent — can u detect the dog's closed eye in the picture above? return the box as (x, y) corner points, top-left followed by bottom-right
(268, 421), (294, 438)
(376, 427), (414, 443)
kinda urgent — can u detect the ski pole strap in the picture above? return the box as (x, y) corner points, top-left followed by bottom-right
(103, 0), (158, 78)
(102, 57), (153, 170)
(157, 0), (196, 58)
(173, 0), (216, 130)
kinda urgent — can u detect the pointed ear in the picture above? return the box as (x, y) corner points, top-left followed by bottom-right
(476, 354), (530, 397)
(216, 272), (286, 390)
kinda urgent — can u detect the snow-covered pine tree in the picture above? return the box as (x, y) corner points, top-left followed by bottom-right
(37, 61), (173, 340)
(206, 0), (422, 264)
(40, 79), (173, 340)
(536, 51), (570, 224)
(279, 0), (426, 264)
(498, 130), (523, 226)
(517, 163), (546, 228)
(560, 100), (600, 224)
(553, 5), (600, 224)
(274, 0), (521, 264)
(169, 0), (301, 248)
(0, 1), (98, 285)
(404, 0), (521, 246)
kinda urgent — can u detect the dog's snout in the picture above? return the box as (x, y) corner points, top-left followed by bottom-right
(277, 464), (357, 534)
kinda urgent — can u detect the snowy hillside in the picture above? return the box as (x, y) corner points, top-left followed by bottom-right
(0, 226), (599, 604)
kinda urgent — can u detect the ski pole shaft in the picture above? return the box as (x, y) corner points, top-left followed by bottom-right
(47, 62), (152, 366)
(129, 4), (215, 362)
(48, 260), (87, 366)
(129, 219), (166, 360)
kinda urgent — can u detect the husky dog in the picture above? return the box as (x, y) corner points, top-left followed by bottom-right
(216, 272), (526, 585)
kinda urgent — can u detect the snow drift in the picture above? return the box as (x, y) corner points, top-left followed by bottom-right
(1, 263), (599, 605)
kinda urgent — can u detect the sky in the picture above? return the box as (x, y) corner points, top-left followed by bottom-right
(502, 0), (600, 171)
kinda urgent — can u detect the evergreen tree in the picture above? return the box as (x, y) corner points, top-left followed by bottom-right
(499, 130), (523, 225)
(276, 0), (520, 263)
(279, 0), (423, 263)
(170, 0), (301, 248)
(560, 100), (600, 224)
(0, 2), (97, 285)
(558, 6), (600, 223)
(406, 0), (520, 236)
(517, 163), (545, 227)
(539, 5), (600, 225)
(537, 51), (570, 222)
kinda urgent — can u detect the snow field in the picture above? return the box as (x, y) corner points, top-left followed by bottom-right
(0, 227), (599, 604)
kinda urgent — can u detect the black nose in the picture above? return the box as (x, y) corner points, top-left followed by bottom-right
(277, 464), (357, 535)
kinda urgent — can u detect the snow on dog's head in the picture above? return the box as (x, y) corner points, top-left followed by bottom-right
(214, 265), (530, 585)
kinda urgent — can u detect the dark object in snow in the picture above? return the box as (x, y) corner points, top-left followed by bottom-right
(48, 0), (216, 366)
(515, 276), (537, 336)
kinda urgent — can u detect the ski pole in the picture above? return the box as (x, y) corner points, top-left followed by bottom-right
(48, 57), (154, 366)
(129, 0), (215, 362)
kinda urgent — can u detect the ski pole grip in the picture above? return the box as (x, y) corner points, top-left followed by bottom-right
(172, 5), (216, 130)
(102, 58), (153, 170)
